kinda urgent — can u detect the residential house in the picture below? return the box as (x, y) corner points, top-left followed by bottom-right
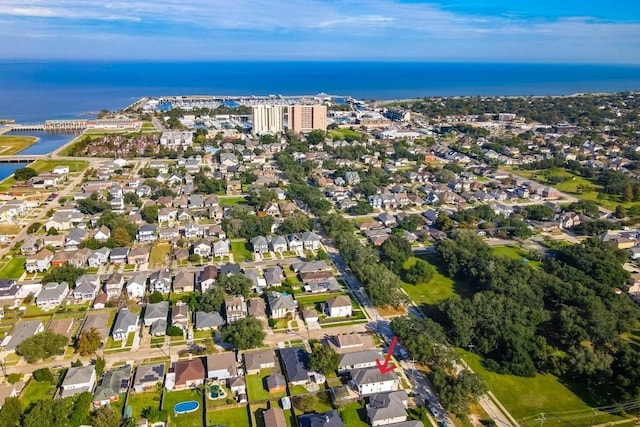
(127, 247), (149, 265)
(171, 303), (189, 329)
(299, 410), (344, 427)
(59, 366), (96, 398)
(183, 224), (203, 238)
(229, 376), (246, 401)
(248, 297), (267, 320)
(224, 295), (247, 323)
(193, 239), (212, 258)
(65, 228), (88, 249)
(267, 292), (297, 319)
(367, 391), (409, 427)
(338, 350), (381, 373)
(251, 236), (269, 254)
(266, 374), (286, 393)
(51, 251), (71, 268)
(198, 265), (218, 292)
(144, 301), (169, 328)
(109, 247), (129, 263)
(73, 275), (100, 301)
(213, 240), (230, 258)
(88, 247), (110, 268)
(301, 231), (321, 251)
(226, 180), (242, 194)
(126, 272), (147, 299)
(68, 248), (91, 268)
(20, 236), (41, 256)
(111, 308), (138, 341)
(264, 202), (281, 217)
(263, 408), (287, 427)
(149, 269), (171, 294)
(206, 352), (237, 380)
(325, 295), (353, 318)
(219, 263), (241, 276)
(132, 363), (165, 392)
(350, 367), (400, 396)
(92, 365), (131, 408)
(136, 224), (157, 245)
(279, 346), (309, 386)
(43, 234), (66, 249)
(286, 234), (304, 252)
(36, 282), (69, 310)
(244, 349), (276, 375)
(194, 311), (224, 330)
(172, 358), (206, 390)
(93, 293), (107, 309)
(263, 266), (283, 287)
(158, 208), (178, 223)
(25, 248), (54, 273)
(279, 202), (297, 217)
(105, 273), (124, 298)
(327, 333), (376, 354)
(344, 171), (361, 185)
(172, 271), (195, 293)
(3, 320), (44, 352)
(269, 235), (288, 253)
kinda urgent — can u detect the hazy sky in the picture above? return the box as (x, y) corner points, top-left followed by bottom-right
(1, 0), (639, 62)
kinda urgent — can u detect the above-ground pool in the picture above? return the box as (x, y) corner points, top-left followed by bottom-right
(174, 400), (199, 414)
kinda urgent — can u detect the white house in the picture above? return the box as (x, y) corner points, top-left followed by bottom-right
(36, 282), (69, 310)
(60, 365), (97, 398)
(351, 367), (400, 396)
(325, 295), (353, 318)
(126, 273), (147, 299)
(111, 308), (139, 341)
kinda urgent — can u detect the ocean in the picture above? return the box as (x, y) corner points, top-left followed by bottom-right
(1, 61), (640, 122)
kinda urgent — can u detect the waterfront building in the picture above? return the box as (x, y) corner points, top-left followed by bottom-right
(287, 104), (327, 133)
(252, 105), (284, 134)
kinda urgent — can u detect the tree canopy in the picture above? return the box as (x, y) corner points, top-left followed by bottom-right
(221, 317), (265, 350)
(17, 331), (68, 363)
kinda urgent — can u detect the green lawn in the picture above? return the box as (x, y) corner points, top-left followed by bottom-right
(338, 401), (370, 427)
(127, 389), (163, 420)
(401, 255), (456, 306)
(219, 196), (247, 206)
(296, 292), (344, 308)
(0, 135), (37, 155)
(125, 332), (135, 347)
(458, 349), (625, 424)
(0, 175), (17, 192)
(231, 241), (252, 263)
(0, 256), (25, 279)
(246, 369), (287, 401)
(207, 405), (250, 427)
(149, 243), (170, 269)
(329, 128), (363, 140)
(288, 385), (307, 396)
(163, 388), (204, 426)
(29, 160), (88, 174)
(491, 246), (542, 269)
(20, 380), (55, 409)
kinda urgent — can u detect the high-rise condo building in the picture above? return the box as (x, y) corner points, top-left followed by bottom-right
(287, 105), (327, 133)
(251, 105), (285, 134)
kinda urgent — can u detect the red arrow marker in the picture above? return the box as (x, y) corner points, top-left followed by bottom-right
(376, 336), (398, 374)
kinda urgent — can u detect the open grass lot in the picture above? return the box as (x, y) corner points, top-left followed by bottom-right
(231, 241), (252, 263)
(401, 255), (457, 306)
(163, 388), (204, 426)
(0, 256), (25, 279)
(207, 405), (250, 427)
(458, 349), (628, 425)
(0, 224), (21, 235)
(329, 128), (363, 140)
(20, 380), (55, 409)
(219, 196), (247, 206)
(127, 389), (163, 420)
(338, 401), (370, 427)
(29, 159), (88, 174)
(0, 135), (37, 155)
(491, 245), (542, 269)
(246, 369), (287, 401)
(149, 243), (170, 269)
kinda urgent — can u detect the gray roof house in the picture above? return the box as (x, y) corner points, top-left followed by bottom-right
(60, 365), (96, 398)
(171, 303), (189, 329)
(3, 320), (44, 352)
(73, 275), (100, 301)
(263, 266), (283, 287)
(194, 311), (225, 330)
(251, 236), (269, 254)
(244, 349), (276, 375)
(338, 350), (381, 372)
(144, 301), (169, 327)
(149, 269), (172, 294)
(301, 231), (321, 250)
(212, 240), (230, 258)
(150, 319), (167, 336)
(299, 410), (344, 427)
(350, 367), (400, 396)
(36, 282), (69, 310)
(248, 297), (267, 320)
(367, 391), (409, 427)
(65, 227), (88, 248)
(87, 247), (110, 268)
(286, 234), (304, 251)
(109, 247), (129, 263)
(269, 235), (288, 253)
(279, 346), (309, 385)
(111, 308), (139, 341)
(132, 363), (165, 392)
(173, 271), (195, 293)
(92, 365), (131, 408)
(266, 292), (297, 319)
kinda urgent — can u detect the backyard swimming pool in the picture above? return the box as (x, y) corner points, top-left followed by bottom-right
(174, 400), (199, 414)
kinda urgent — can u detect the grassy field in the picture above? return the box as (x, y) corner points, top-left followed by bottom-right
(246, 369), (287, 401)
(0, 135), (37, 155)
(0, 256), (25, 279)
(231, 241), (252, 263)
(338, 401), (370, 427)
(163, 388), (204, 426)
(491, 245), (542, 269)
(20, 380), (55, 409)
(127, 389), (163, 420)
(0, 224), (21, 234)
(219, 196), (247, 206)
(207, 405), (250, 427)
(329, 128), (363, 140)
(30, 160), (89, 174)
(149, 243), (170, 269)
(458, 349), (627, 425)
(401, 255), (456, 306)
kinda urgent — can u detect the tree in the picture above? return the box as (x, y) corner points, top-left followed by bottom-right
(142, 205), (159, 223)
(217, 274), (252, 298)
(14, 167), (37, 181)
(623, 183), (634, 202)
(141, 407), (168, 423)
(316, 249), (328, 260)
(524, 205), (554, 221)
(75, 327), (102, 356)
(16, 331), (68, 363)
(278, 212), (313, 234)
(614, 204), (627, 219)
(42, 264), (86, 286)
(292, 394), (317, 413)
(6, 373), (22, 384)
(123, 192), (140, 207)
(306, 129), (326, 144)
(95, 357), (106, 377)
(46, 227), (59, 235)
(381, 235), (412, 273)
(27, 222), (42, 234)
(221, 317), (265, 350)
(0, 397), (22, 427)
(22, 396), (74, 427)
(352, 200), (373, 215)
(33, 367), (54, 383)
(247, 188), (277, 211)
(148, 291), (164, 304)
(188, 254), (201, 263)
(403, 259), (435, 285)
(399, 215), (424, 232)
(111, 227), (132, 247)
(309, 345), (339, 374)
(68, 392), (92, 426)
(435, 210), (453, 232)
(167, 326), (183, 337)
(91, 406), (121, 427)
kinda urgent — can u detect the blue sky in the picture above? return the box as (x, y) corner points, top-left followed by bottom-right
(0, 0), (639, 62)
